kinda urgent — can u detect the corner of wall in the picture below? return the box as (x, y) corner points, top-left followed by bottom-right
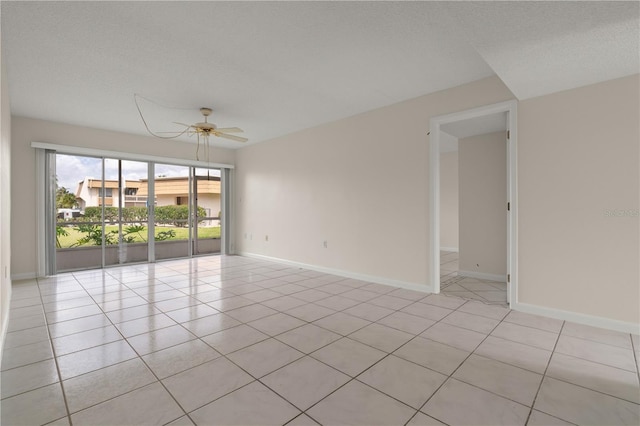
(0, 40), (13, 358)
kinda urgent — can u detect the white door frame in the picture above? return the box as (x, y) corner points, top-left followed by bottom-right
(429, 100), (518, 306)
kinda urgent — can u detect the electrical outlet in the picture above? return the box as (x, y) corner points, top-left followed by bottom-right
(323, 240), (328, 248)
(265, 235), (269, 242)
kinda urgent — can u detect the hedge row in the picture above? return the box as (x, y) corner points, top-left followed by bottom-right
(81, 205), (208, 227)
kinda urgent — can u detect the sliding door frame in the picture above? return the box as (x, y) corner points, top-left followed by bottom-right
(34, 142), (234, 275)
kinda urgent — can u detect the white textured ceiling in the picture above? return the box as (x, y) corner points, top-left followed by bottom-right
(2, 2), (638, 148)
(443, 1), (640, 100)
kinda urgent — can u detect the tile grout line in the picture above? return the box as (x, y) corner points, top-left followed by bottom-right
(99, 264), (341, 422)
(525, 320), (566, 425)
(27, 263), (400, 423)
(36, 275), (78, 426)
(404, 300), (509, 425)
(631, 333), (640, 387)
(294, 297), (469, 425)
(71, 270), (194, 425)
(205, 284), (435, 423)
(446, 317), (640, 413)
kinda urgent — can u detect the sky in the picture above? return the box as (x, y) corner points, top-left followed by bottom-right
(55, 154), (220, 192)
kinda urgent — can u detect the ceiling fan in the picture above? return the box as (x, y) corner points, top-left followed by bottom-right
(134, 94), (248, 160)
(174, 107), (248, 143)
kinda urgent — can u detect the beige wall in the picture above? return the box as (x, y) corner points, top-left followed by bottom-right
(1, 40), (12, 353)
(440, 151), (459, 250)
(518, 74), (639, 324)
(11, 117), (235, 277)
(458, 131), (507, 277)
(235, 76), (515, 287)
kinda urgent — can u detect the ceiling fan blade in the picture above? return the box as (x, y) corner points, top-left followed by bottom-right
(215, 127), (244, 133)
(216, 133), (248, 143)
(173, 122), (194, 128)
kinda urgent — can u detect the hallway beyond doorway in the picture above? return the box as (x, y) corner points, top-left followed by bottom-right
(440, 251), (507, 307)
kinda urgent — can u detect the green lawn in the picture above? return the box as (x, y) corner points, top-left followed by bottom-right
(56, 225), (220, 248)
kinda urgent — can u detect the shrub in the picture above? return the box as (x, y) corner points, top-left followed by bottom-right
(122, 207), (148, 224)
(82, 205), (205, 227)
(56, 226), (69, 248)
(155, 229), (176, 241)
(83, 206), (118, 223)
(71, 224), (118, 246)
(154, 205), (206, 227)
(124, 224), (146, 242)
(72, 223), (150, 246)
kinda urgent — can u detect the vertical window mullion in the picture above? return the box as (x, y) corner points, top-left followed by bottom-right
(148, 162), (155, 262)
(101, 158), (106, 268)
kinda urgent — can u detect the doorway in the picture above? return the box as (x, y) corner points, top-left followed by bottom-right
(429, 100), (517, 306)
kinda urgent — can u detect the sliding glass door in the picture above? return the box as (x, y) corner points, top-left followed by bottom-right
(49, 152), (224, 273)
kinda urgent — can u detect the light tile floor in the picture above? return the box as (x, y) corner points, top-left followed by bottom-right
(441, 251), (508, 307)
(2, 255), (639, 425)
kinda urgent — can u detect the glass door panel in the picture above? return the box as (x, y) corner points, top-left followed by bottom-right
(54, 153), (104, 272)
(154, 164), (191, 261)
(193, 168), (222, 255)
(100, 159), (149, 311)
(103, 159), (149, 266)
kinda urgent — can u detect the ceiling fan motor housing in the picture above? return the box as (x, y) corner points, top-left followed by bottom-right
(194, 122), (216, 131)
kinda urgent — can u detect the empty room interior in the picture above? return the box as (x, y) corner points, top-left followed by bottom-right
(0, 2), (638, 426)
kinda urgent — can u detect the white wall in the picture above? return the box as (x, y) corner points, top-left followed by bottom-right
(518, 74), (639, 325)
(458, 131), (507, 277)
(236, 76), (515, 289)
(11, 117), (236, 278)
(1, 39), (12, 354)
(439, 151), (459, 251)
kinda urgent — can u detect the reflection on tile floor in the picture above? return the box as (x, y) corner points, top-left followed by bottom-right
(441, 251), (508, 307)
(2, 255), (639, 425)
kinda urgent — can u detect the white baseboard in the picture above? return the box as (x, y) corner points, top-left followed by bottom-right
(458, 270), (506, 282)
(440, 247), (459, 253)
(512, 302), (640, 335)
(237, 251), (434, 294)
(11, 272), (37, 281)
